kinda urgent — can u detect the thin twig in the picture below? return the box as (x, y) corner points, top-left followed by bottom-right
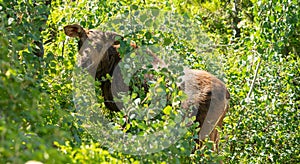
(62, 40), (65, 58)
(230, 57), (261, 144)
(246, 58), (261, 102)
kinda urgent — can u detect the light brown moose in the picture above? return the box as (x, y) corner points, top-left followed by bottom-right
(64, 24), (230, 151)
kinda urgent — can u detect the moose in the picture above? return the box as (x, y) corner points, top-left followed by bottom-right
(64, 24), (230, 151)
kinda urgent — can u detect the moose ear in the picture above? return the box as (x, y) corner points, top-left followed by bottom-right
(64, 24), (87, 38)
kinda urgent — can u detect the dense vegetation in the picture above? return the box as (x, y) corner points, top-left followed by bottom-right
(0, 0), (299, 163)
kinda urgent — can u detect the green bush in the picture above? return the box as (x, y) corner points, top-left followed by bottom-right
(0, 0), (299, 163)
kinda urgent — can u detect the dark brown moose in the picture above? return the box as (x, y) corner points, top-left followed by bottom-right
(64, 24), (230, 151)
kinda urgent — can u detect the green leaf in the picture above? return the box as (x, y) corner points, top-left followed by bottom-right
(163, 38), (171, 46)
(163, 105), (172, 115)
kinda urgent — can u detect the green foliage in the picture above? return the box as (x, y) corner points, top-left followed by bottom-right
(0, 0), (299, 163)
(0, 0), (71, 163)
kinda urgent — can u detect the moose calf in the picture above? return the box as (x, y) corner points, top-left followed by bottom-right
(64, 24), (230, 151)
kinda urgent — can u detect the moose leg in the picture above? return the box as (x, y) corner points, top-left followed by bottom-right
(200, 95), (229, 152)
(211, 103), (229, 151)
